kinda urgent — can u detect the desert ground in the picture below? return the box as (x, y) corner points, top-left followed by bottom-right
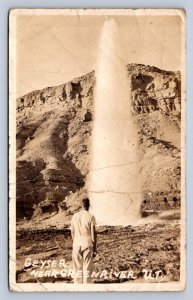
(16, 209), (180, 284)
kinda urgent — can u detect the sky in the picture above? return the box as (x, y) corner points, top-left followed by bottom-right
(16, 13), (182, 97)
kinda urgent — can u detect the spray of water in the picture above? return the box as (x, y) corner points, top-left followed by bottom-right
(87, 19), (143, 225)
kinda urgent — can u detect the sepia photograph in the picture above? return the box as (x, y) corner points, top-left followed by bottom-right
(9, 8), (186, 292)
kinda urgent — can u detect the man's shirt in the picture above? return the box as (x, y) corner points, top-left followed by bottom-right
(71, 209), (96, 251)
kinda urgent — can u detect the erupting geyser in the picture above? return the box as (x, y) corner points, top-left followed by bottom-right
(88, 19), (143, 225)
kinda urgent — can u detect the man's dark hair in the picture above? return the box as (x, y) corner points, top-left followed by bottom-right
(82, 198), (90, 209)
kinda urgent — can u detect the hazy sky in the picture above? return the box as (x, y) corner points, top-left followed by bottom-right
(16, 14), (182, 97)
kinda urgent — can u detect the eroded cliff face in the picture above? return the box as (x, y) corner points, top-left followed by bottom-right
(128, 64), (181, 211)
(16, 71), (95, 220)
(16, 64), (181, 222)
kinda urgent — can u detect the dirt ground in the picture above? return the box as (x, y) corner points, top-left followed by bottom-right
(16, 211), (180, 284)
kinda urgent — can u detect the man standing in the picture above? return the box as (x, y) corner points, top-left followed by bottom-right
(70, 198), (97, 284)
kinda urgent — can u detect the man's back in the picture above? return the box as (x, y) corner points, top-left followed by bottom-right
(71, 209), (96, 251)
(71, 199), (97, 283)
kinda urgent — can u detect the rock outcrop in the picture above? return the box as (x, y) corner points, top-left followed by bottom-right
(128, 64), (181, 211)
(16, 71), (95, 220)
(128, 64), (181, 118)
(16, 64), (181, 222)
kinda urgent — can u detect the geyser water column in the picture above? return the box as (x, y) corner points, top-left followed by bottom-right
(88, 19), (142, 225)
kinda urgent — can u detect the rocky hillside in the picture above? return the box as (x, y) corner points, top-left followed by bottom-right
(16, 64), (181, 222)
(128, 64), (181, 212)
